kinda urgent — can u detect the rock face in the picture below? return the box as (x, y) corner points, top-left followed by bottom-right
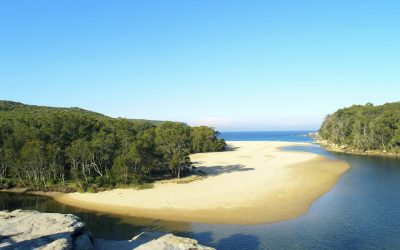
(0, 210), (215, 250)
(0, 210), (93, 250)
(133, 233), (215, 250)
(95, 232), (215, 250)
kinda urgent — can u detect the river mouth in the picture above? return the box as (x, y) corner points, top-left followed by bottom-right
(2, 142), (400, 249)
(37, 141), (347, 225)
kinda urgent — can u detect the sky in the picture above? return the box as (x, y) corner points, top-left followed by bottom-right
(1, 1), (399, 131)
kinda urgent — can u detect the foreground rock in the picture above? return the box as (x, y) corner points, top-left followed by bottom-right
(0, 210), (93, 250)
(95, 232), (214, 250)
(0, 210), (214, 250)
(133, 233), (214, 250)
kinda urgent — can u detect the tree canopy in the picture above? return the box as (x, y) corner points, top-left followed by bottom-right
(0, 101), (226, 191)
(319, 102), (400, 153)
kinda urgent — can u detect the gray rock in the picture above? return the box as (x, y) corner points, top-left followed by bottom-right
(0, 210), (93, 250)
(40, 238), (71, 250)
(94, 232), (215, 250)
(134, 233), (215, 250)
(0, 210), (214, 250)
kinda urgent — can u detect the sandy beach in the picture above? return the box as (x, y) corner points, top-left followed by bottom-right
(46, 141), (349, 224)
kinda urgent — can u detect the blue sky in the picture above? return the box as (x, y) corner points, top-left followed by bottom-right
(1, 1), (399, 131)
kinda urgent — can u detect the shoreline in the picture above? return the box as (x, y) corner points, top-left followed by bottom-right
(315, 136), (400, 158)
(321, 146), (400, 158)
(1, 141), (350, 224)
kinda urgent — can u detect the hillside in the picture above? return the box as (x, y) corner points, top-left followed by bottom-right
(319, 102), (400, 154)
(0, 101), (226, 191)
(0, 100), (167, 124)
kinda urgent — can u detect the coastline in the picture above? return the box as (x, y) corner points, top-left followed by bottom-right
(315, 136), (400, 158)
(2, 141), (350, 224)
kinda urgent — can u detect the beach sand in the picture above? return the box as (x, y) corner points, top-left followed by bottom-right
(47, 141), (349, 224)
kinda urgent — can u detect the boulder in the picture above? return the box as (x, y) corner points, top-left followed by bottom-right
(134, 233), (214, 250)
(0, 210), (214, 250)
(94, 232), (215, 250)
(0, 210), (93, 250)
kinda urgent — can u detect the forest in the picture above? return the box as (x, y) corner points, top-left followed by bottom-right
(0, 101), (226, 191)
(319, 102), (400, 153)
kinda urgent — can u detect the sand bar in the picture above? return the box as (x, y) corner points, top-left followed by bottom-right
(40, 141), (349, 224)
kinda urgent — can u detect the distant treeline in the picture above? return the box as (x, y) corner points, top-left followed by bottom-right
(0, 101), (226, 191)
(319, 102), (400, 153)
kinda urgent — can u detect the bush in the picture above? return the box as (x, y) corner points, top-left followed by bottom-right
(86, 186), (97, 193)
(0, 179), (14, 189)
(94, 175), (114, 188)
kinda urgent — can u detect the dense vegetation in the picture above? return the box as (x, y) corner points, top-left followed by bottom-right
(0, 101), (226, 191)
(319, 102), (400, 153)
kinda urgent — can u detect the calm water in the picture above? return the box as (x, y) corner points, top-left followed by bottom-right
(220, 131), (314, 142)
(2, 131), (400, 249)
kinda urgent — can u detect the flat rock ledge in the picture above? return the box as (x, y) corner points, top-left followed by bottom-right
(0, 210), (214, 250)
(131, 233), (214, 250)
(0, 210), (93, 250)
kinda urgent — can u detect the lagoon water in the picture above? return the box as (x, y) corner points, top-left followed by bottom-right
(2, 131), (400, 249)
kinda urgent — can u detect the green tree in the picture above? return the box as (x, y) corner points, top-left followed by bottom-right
(190, 126), (226, 153)
(128, 128), (159, 182)
(0, 101), (227, 191)
(320, 101), (400, 153)
(156, 122), (191, 178)
(19, 140), (49, 187)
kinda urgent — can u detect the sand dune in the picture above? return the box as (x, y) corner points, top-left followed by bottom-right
(50, 141), (349, 224)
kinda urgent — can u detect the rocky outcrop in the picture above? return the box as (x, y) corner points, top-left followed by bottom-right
(95, 232), (215, 250)
(0, 210), (214, 250)
(133, 233), (214, 250)
(0, 210), (93, 250)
